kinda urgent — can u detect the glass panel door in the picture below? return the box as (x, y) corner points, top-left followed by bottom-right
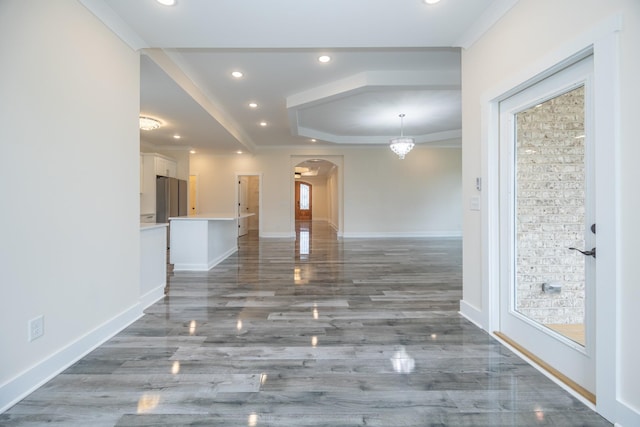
(499, 55), (595, 394)
(514, 86), (589, 346)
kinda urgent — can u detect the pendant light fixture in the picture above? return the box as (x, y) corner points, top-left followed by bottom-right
(389, 113), (415, 159)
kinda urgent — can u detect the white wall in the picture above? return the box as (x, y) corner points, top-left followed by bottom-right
(343, 146), (461, 237)
(0, 0), (140, 411)
(190, 146), (461, 238)
(461, 0), (640, 424)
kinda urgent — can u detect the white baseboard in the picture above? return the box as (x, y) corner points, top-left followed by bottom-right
(173, 247), (238, 271)
(140, 285), (165, 310)
(259, 232), (295, 239)
(0, 303), (142, 413)
(614, 398), (640, 427)
(341, 231), (462, 238)
(459, 299), (484, 329)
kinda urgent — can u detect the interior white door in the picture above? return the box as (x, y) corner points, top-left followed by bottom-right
(238, 176), (249, 236)
(498, 56), (596, 394)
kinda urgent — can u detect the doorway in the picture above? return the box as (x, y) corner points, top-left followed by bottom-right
(295, 181), (312, 221)
(497, 56), (595, 398)
(237, 174), (261, 237)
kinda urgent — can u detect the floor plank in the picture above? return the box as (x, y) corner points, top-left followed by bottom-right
(1, 221), (610, 426)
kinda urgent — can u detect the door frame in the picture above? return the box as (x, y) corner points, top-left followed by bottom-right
(234, 172), (262, 237)
(295, 180), (312, 221)
(480, 22), (620, 419)
(497, 57), (595, 394)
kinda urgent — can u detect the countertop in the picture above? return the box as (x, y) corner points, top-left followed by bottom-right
(169, 213), (255, 221)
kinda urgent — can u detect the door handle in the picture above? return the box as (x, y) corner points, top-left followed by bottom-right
(569, 247), (596, 258)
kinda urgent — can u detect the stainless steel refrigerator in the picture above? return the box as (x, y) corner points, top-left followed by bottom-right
(156, 176), (187, 247)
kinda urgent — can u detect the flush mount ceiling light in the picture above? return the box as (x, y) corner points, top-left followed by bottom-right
(389, 114), (415, 160)
(156, 0), (176, 5)
(139, 116), (161, 131)
(318, 55), (331, 63)
(259, 121), (267, 127)
(248, 102), (258, 108)
(423, 0), (441, 4)
(231, 71), (244, 78)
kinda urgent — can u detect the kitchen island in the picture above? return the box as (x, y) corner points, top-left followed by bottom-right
(140, 223), (168, 308)
(169, 213), (253, 271)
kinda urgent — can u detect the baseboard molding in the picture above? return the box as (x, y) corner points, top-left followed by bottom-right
(341, 231), (462, 238)
(259, 232), (296, 239)
(0, 303), (142, 413)
(615, 399), (640, 427)
(140, 285), (165, 310)
(458, 299), (484, 328)
(173, 247), (238, 271)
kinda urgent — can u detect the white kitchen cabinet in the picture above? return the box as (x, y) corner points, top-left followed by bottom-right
(140, 153), (178, 217)
(154, 155), (177, 178)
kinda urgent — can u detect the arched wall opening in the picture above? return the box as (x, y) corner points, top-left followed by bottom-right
(290, 155), (343, 237)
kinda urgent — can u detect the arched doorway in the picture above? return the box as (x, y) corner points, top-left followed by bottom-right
(291, 156), (343, 237)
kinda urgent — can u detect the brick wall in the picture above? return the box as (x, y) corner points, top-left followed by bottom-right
(515, 86), (585, 325)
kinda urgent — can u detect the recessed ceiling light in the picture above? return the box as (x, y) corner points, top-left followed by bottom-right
(156, 0), (176, 5)
(236, 150), (243, 154)
(310, 139), (317, 142)
(231, 71), (244, 78)
(173, 134), (181, 139)
(248, 102), (258, 108)
(189, 150), (196, 154)
(259, 121), (267, 127)
(423, 0), (441, 4)
(318, 55), (331, 63)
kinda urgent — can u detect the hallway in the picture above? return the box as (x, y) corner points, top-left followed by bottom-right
(2, 221), (610, 426)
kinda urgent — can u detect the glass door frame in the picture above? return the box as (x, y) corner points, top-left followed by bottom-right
(497, 55), (596, 394)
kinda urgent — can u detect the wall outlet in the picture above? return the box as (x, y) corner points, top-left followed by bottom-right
(29, 315), (44, 342)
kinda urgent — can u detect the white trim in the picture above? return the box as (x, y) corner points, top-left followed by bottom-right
(259, 232), (296, 239)
(341, 231), (461, 239)
(455, 0), (520, 49)
(78, 0), (148, 50)
(140, 286), (165, 311)
(0, 303), (143, 413)
(614, 400), (640, 427)
(459, 300), (484, 329)
(173, 247), (238, 271)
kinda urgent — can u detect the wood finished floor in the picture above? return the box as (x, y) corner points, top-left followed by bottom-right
(2, 221), (610, 426)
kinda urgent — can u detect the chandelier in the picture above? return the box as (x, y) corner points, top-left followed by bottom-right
(139, 116), (162, 131)
(389, 113), (415, 159)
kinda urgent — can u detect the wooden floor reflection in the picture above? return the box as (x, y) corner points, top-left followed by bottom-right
(2, 221), (610, 426)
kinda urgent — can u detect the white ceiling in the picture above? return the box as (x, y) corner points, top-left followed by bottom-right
(80, 0), (519, 155)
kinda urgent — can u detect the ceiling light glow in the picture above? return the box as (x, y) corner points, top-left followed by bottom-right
(259, 121), (267, 127)
(248, 102), (258, 108)
(156, 0), (176, 5)
(173, 134), (181, 139)
(236, 151), (243, 154)
(423, 0), (441, 4)
(231, 71), (244, 78)
(318, 55), (331, 63)
(139, 116), (161, 131)
(189, 150), (196, 154)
